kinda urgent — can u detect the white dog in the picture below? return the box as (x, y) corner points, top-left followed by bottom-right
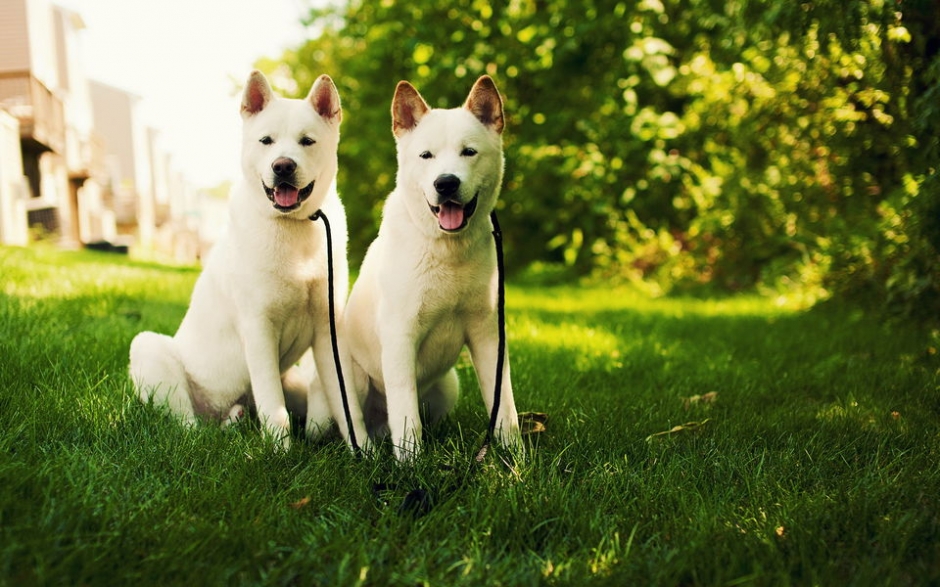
(343, 76), (521, 461)
(129, 70), (367, 450)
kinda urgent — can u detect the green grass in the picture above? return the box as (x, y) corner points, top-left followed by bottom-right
(1, 244), (938, 586)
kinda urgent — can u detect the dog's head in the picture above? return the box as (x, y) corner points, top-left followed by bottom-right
(240, 70), (342, 218)
(391, 76), (504, 236)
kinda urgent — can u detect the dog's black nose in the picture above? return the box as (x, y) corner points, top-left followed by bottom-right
(272, 157), (296, 177)
(434, 174), (461, 197)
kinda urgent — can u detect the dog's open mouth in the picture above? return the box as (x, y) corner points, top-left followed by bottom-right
(263, 181), (315, 211)
(429, 194), (478, 232)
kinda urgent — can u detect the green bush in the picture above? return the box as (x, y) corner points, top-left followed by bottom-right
(263, 0), (939, 315)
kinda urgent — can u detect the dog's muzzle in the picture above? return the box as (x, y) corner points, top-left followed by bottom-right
(429, 173), (478, 232)
(262, 157), (314, 212)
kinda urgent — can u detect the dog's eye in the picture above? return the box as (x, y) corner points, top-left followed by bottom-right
(259, 136), (273, 145)
(461, 147), (478, 157)
(419, 151), (433, 160)
(300, 136), (316, 147)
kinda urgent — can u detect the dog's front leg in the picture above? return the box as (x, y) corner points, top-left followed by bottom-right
(467, 324), (522, 451)
(311, 331), (368, 452)
(242, 319), (291, 450)
(380, 334), (422, 462)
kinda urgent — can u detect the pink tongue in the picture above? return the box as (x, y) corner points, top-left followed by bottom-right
(274, 185), (299, 207)
(438, 202), (465, 230)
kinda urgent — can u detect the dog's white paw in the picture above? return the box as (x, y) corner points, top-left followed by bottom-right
(224, 404), (247, 427)
(393, 438), (422, 463)
(498, 421), (522, 442)
(257, 408), (293, 451)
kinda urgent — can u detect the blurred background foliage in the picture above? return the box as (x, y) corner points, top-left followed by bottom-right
(256, 0), (939, 316)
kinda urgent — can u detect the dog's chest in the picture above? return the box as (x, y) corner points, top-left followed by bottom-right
(259, 260), (326, 362)
(413, 270), (491, 361)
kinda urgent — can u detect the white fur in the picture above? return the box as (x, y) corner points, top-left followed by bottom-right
(129, 70), (367, 451)
(343, 76), (521, 461)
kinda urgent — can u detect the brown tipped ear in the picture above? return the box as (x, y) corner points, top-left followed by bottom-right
(392, 81), (430, 137)
(308, 74), (342, 122)
(464, 75), (504, 134)
(241, 70), (275, 118)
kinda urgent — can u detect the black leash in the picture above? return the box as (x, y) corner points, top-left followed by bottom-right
(474, 210), (506, 463)
(309, 209), (361, 456)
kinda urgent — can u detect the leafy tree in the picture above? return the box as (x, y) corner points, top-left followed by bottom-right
(260, 0), (939, 316)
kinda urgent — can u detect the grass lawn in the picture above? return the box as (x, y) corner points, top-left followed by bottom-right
(1, 244), (938, 586)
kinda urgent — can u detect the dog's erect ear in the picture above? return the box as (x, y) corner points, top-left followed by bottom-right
(464, 75), (504, 134)
(241, 70), (275, 118)
(392, 81), (430, 138)
(308, 74), (342, 123)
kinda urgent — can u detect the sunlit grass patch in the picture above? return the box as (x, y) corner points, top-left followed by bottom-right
(512, 319), (623, 372)
(0, 244), (197, 303)
(510, 283), (789, 317)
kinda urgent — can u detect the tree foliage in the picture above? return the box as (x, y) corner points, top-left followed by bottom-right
(262, 0), (939, 314)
